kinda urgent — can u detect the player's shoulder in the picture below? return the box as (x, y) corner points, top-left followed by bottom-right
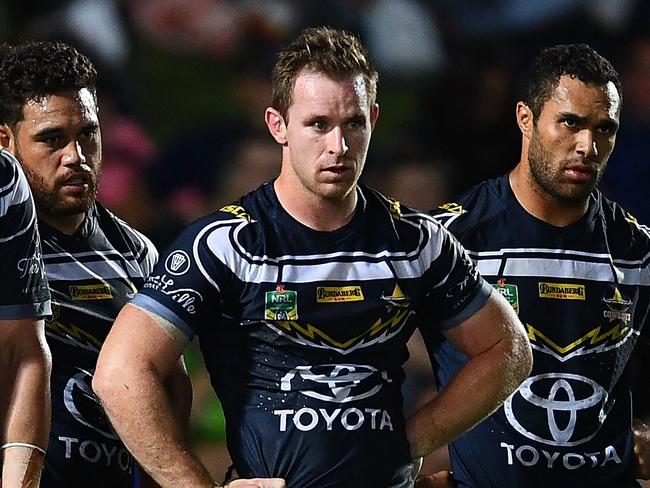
(0, 149), (26, 195)
(361, 185), (444, 234)
(599, 192), (650, 255)
(169, 184), (269, 252)
(96, 203), (158, 263)
(0, 149), (18, 180)
(429, 175), (508, 234)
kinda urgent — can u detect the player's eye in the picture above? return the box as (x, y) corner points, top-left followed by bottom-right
(562, 118), (578, 128)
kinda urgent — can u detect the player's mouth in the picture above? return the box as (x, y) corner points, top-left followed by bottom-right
(60, 174), (93, 194)
(563, 163), (597, 182)
(322, 165), (352, 181)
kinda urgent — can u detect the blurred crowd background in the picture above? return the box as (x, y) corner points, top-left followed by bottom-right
(2, 0), (649, 478)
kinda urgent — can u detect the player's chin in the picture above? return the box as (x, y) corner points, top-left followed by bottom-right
(565, 179), (599, 198)
(317, 181), (357, 200)
(53, 196), (95, 216)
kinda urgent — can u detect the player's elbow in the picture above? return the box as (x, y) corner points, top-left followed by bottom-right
(92, 354), (125, 410)
(502, 322), (533, 397)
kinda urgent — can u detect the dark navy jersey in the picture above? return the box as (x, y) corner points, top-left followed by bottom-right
(133, 182), (492, 488)
(0, 149), (50, 318)
(428, 174), (650, 488)
(40, 203), (157, 488)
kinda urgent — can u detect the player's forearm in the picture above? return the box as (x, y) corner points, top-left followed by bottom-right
(634, 418), (650, 480)
(93, 363), (214, 488)
(406, 333), (532, 458)
(1, 341), (51, 487)
(1, 446), (46, 488)
(164, 357), (193, 440)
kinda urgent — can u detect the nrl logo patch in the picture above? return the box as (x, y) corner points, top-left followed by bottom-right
(317, 286), (364, 303)
(538, 282), (585, 300)
(69, 284), (113, 301)
(265, 285), (298, 320)
(493, 280), (519, 314)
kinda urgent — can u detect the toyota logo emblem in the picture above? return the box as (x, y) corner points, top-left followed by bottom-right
(504, 373), (608, 447)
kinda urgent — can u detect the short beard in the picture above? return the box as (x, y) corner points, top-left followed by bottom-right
(528, 126), (601, 203)
(19, 159), (98, 219)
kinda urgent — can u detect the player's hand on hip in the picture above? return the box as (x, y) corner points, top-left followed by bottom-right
(634, 419), (650, 479)
(415, 470), (454, 488)
(224, 478), (286, 487)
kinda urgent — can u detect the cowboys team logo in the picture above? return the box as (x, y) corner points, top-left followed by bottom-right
(602, 287), (632, 325)
(280, 364), (390, 403)
(504, 373), (607, 447)
(64, 368), (119, 439)
(164, 250), (190, 276)
(381, 283), (410, 309)
(437, 202), (466, 214)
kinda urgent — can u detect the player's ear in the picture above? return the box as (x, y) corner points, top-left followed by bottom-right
(370, 103), (379, 130)
(265, 107), (287, 145)
(516, 102), (534, 136)
(0, 124), (14, 150)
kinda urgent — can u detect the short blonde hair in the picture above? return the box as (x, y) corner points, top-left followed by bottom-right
(271, 26), (378, 120)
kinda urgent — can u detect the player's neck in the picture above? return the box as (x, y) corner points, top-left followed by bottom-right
(509, 166), (589, 227)
(38, 210), (86, 235)
(274, 178), (357, 232)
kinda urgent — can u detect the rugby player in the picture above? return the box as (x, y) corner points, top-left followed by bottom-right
(0, 148), (51, 488)
(421, 43), (650, 488)
(0, 40), (191, 487)
(94, 26), (532, 488)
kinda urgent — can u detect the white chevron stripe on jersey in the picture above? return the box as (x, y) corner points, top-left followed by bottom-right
(197, 217), (444, 286)
(44, 255), (148, 282)
(0, 154), (36, 242)
(0, 207), (36, 243)
(467, 246), (650, 268)
(0, 160), (30, 207)
(474, 256), (650, 285)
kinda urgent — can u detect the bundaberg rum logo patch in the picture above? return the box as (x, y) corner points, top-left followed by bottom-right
(538, 282), (586, 300)
(69, 284), (113, 301)
(265, 285), (298, 320)
(316, 286), (364, 303)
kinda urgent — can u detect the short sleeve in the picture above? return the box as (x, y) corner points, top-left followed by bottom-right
(0, 151), (51, 319)
(131, 218), (223, 341)
(420, 223), (491, 331)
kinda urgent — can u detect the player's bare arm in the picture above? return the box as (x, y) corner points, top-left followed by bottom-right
(93, 304), (285, 488)
(406, 290), (532, 458)
(0, 319), (51, 488)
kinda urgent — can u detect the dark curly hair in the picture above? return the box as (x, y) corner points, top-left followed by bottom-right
(0, 40), (97, 128)
(271, 26), (378, 120)
(523, 43), (622, 119)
